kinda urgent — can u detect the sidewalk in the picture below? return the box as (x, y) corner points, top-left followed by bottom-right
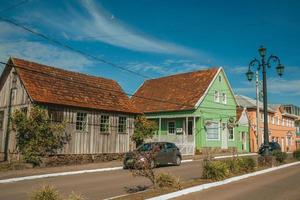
(0, 152), (256, 180)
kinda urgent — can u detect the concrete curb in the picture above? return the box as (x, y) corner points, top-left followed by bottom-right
(146, 161), (300, 200)
(0, 153), (257, 184)
(0, 166), (123, 184)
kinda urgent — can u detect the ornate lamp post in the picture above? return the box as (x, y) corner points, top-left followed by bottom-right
(246, 46), (284, 156)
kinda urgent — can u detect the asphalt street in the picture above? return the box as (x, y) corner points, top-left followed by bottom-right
(0, 160), (203, 200)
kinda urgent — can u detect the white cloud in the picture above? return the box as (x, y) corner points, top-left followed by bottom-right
(25, 0), (202, 58)
(126, 59), (210, 76)
(225, 66), (248, 74)
(268, 78), (300, 96)
(234, 77), (300, 96)
(0, 41), (93, 71)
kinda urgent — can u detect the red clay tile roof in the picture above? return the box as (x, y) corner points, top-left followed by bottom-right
(10, 58), (139, 114)
(131, 68), (219, 113)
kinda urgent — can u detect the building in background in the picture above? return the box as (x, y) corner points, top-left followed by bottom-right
(132, 67), (248, 155)
(236, 95), (297, 152)
(0, 58), (139, 161)
(282, 104), (300, 149)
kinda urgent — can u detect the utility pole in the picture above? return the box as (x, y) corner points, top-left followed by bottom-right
(256, 71), (261, 151)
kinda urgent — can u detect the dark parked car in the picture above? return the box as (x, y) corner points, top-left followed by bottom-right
(123, 142), (182, 169)
(258, 141), (281, 155)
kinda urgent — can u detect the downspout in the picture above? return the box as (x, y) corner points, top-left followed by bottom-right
(4, 71), (17, 161)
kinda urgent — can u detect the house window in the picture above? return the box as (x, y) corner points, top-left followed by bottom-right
(272, 116), (275, 124)
(206, 122), (219, 140)
(228, 127), (234, 140)
(100, 115), (110, 133)
(76, 112), (87, 131)
(276, 117), (280, 125)
(168, 121), (175, 134)
(282, 118), (285, 126)
(48, 109), (64, 122)
(214, 91), (219, 102)
(222, 93), (227, 104)
(218, 76), (222, 82)
(0, 110), (4, 129)
(118, 116), (127, 133)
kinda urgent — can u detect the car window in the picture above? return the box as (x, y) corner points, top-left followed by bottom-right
(166, 143), (173, 149)
(138, 143), (152, 151)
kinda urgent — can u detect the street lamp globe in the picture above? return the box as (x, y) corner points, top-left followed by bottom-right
(258, 46), (266, 57)
(276, 64), (284, 77)
(246, 70), (254, 81)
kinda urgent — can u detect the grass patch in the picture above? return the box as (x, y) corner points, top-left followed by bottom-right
(30, 185), (85, 200)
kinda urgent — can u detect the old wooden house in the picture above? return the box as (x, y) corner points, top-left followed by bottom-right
(0, 57), (139, 161)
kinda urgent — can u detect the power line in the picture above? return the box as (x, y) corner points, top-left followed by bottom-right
(0, 16), (240, 98)
(0, 0), (30, 14)
(0, 61), (238, 111)
(0, 16), (150, 79)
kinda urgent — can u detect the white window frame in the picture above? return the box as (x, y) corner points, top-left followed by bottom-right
(214, 91), (220, 103)
(272, 116), (275, 124)
(206, 121), (220, 141)
(100, 115), (110, 133)
(221, 92), (227, 104)
(168, 121), (176, 135)
(228, 127), (234, 141)
(76, 112), (88, 132)
(118, 116), (127, 134)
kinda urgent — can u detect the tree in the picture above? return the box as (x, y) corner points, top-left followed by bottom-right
(131, 115), (158, 147)
(12, 106), (69, 166)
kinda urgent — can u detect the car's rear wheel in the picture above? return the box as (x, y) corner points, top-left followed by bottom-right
(175, 156), (181, 166)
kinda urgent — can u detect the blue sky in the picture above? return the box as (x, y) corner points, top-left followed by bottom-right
(0, 0), (300, 106)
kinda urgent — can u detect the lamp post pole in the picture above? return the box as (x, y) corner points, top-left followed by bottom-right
(246, 46), (284, 156)
(261, 53), (270, 155)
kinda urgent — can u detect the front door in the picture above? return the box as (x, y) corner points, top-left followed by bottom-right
(221, 123), (228, 149)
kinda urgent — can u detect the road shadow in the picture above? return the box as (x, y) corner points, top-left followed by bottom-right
(124, 185), (149, 193)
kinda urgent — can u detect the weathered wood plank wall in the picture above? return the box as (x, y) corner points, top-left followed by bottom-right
(46, 106), (134, 154)
(0, 67), (31, 159)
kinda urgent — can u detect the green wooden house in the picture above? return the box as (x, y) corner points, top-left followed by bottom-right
(132, 67), (249, 155)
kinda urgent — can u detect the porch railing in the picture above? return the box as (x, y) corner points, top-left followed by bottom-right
(147, 135), (195, 155)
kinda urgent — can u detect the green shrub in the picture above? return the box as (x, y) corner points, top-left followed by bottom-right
(12, 107), (69, 166)
(155, 173), (181, 189)
(31, 185), (61, 200)
(202, 160), (230, 181)
(272, 150), (288, 163)
(257, 155), (274, 167)
(225, 158), (241, 174)
(293, 149), (300, 160)
(238, 157), (256, 172)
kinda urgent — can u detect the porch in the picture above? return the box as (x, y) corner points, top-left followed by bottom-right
(147, 115), (198, 155)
